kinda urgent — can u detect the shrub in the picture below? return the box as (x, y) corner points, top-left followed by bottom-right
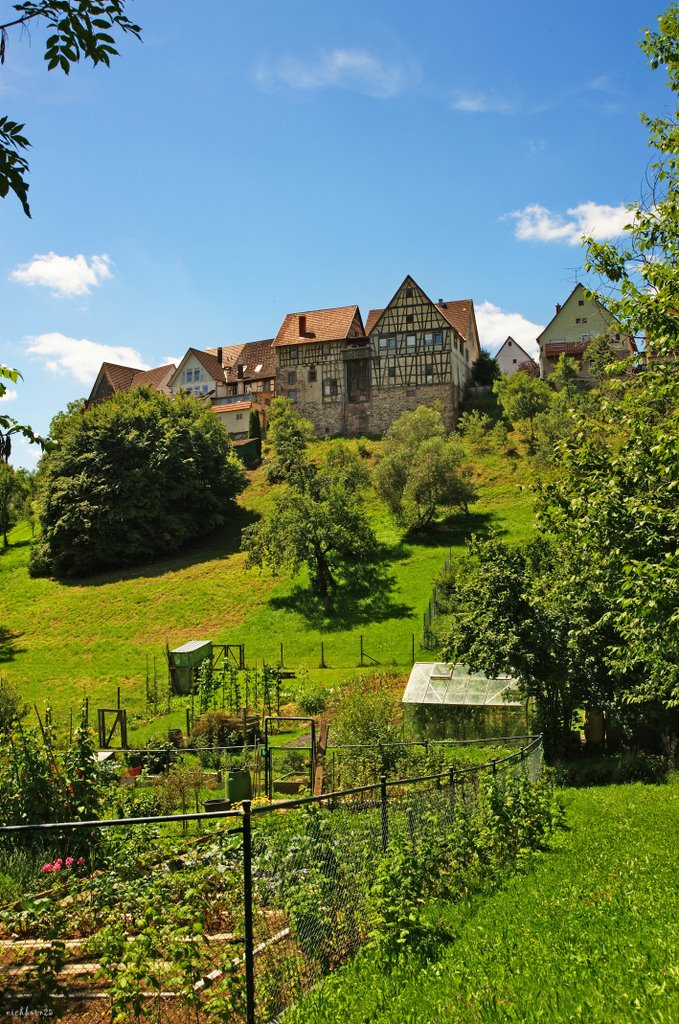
(554, 750), (670, 787)
(296, 683), (329, 717)
(0, 676), (27, 735)
(190, 710), (245, 749)
(125, 737), (176, 774)
(457, 409), (493, 448)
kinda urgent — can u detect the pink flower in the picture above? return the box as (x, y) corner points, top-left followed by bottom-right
(65, 857), (74, 868)
(53, 860), (62, 870)
(77, 858), (85, 866)
(41, 864), (53, 872)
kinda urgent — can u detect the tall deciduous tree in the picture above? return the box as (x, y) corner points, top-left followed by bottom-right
(264, 396), (315, 487)
(0, 1), (141, 216)
(450, 5), (679, 727)
(438, 535), (623, 757)
(374, 405), (476, 532)
(583, 3), (679, 354)
(493, 372), (552, 451)
(30, 388), (246, 577)
(243, 402), (376, 612)
(470, 349), (501, 387)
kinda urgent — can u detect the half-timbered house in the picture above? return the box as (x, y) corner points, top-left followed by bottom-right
(274, 276), (479, 435)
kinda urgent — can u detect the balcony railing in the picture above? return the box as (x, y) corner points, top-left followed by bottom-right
(342, 345), (372, 361)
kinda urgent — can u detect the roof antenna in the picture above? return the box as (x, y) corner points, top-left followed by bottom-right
(565, 266), (582, 285)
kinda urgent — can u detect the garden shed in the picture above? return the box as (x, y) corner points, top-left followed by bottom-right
(402, 663), (528, 740)
(168, 640), (212, 695)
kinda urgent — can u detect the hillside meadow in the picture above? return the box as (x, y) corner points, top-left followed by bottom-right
(0, 440), (535, 738)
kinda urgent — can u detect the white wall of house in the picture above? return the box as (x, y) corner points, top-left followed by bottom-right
(171, 355), (216, 397)
(496, 338), (534, 376)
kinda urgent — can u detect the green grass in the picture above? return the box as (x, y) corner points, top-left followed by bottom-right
(0, 442), (535, 738)
(286, 778), (679, 1024)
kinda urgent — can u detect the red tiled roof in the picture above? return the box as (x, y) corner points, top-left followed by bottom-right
(204, 343), (244, 369)
(100, 362), (140, 392)
(274, 305), (364, 347)
(436, 300), (471, 341)
(213, 400), (253, 413)
(364, 309), (384, 335)
(231, 338), (276, 381)
(130, 364), (176, 391)
(191, 348), (227, 382)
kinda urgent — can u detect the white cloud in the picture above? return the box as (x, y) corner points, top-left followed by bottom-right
(505, 202), (631, 246)
(161, 355), (180, 366)
(14, 436), (41, 469)
(25, 332), (149, 384)
(475, 301), (544, 360)
(450, 89), (514, 114)
(0, 388), (18, 403)
(255, 49), (415, 99)
(10, 253), (113, 297)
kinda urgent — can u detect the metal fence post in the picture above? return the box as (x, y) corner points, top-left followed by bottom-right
(380, 774), (389, 854)
(448, 766), (455, 816)
(242, 799), (256, 1024)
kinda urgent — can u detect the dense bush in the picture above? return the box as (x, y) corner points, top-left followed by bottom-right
(554, 750), (670, 787)
(0, 676), (27, 735)
(125, 737), (176, 774)
(30, 388), (246, 577)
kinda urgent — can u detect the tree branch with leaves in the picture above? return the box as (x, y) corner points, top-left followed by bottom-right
(0, 1), (141, 216)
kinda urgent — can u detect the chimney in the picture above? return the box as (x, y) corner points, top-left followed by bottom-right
(556, 303), (562, 315)
(299, 314), (307, 336)
(217, 346), (223, 364)
(237, 364), (244, 379)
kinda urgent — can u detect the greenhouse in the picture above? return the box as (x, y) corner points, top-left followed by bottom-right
(402, 663), (529, 740)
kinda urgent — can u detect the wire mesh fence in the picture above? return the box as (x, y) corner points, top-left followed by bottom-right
(0, 737), (544, 1023)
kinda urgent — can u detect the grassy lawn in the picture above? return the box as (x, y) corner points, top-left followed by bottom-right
(286, 778), (679, 1024)
(0, 441), (535, 738)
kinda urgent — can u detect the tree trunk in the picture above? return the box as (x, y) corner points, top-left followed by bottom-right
(314, 545), (336, 613)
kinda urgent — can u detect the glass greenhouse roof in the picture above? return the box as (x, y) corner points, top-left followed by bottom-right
(402, 663), (523, 707)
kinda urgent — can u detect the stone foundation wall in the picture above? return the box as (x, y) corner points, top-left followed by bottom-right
(278, 381), (462, 438)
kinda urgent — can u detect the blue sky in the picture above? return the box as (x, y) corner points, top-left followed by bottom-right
(0, 0), (669, 468)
